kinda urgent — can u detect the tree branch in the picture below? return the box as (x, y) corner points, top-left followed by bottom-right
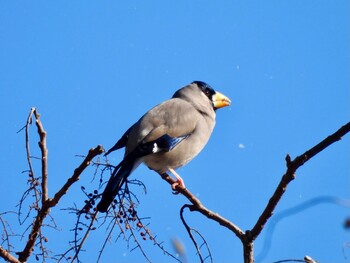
(3, 108), (348, 263)
(159, 173), (245, 240)
(17, 145), (104, 262)
(180, 205), (206, 263)
(0, 246), (21, 263)
(14, 109), (105, 263)
(24, 108), (36, 184)
(33, 109), (49, 203)
(250, 121), (350, 240)
(159, 121), (350, 263)
(48, 146), (105, 207)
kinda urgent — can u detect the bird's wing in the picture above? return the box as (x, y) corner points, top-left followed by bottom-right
(125, 98), (200, 153)
(104, 124), (135, 156)
(104, 97), (199, 156)
(97, 132), (189, 212)
(125, 133), (190, 161)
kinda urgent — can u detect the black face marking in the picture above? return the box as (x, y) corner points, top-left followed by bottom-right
(192, 80), (216, 100)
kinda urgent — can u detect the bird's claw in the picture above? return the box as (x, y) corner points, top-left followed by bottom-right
(172, 185), (180, 195)
(171, 180), (185, 195)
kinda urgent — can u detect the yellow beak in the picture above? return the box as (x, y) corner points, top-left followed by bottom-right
(212, 91), (231, 109)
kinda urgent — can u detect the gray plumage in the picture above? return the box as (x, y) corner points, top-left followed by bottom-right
(97, 81), (230, 212)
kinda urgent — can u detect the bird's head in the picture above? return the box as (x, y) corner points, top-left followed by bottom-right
(191, 81), (231, 110)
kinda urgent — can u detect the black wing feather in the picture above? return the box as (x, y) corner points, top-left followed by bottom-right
(97, 133), (189, 212)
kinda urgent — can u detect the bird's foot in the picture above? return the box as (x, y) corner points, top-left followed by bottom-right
(171, 178), (185, 195)
(168, 168), (186, 194)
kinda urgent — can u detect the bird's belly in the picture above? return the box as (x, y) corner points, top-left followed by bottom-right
(143, 120), (214, 174)
(143, 149), (197, 174)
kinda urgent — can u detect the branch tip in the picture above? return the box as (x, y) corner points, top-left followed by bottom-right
(285, 154), (292, 168)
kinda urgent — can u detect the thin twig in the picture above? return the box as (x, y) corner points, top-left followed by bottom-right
(71, 211), (98, 263)
(49, 146), (104, 207)
(97, 212), (122, 263)
(33, 109), (49, 203)
(191, 229), (213, 263)
(0, 212), (16, 254)
(18, 143), (104, 262)
(24, 108), (35, 181)
(180, 205), (204, 263)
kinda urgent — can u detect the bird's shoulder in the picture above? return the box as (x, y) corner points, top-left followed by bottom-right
(143, 97), (202, 128)
(127, 98), (202, 146)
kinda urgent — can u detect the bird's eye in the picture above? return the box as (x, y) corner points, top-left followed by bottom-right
(204, 89), (211, 97)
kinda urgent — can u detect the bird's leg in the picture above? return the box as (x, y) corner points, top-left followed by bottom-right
(168, 168), (186, 194)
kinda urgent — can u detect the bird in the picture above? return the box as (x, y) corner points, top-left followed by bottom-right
(97, 81), (231, 212)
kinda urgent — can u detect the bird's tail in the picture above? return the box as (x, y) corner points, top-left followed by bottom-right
(97, 160), (134, 212)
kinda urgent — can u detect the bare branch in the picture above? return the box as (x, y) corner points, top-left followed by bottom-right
(18, 108), (104, 262)
(48, 145), (104, 207)
(180, 205), (211, 263)
(17, 137), (104, 263)
(24, 108), (36, 182)
(271, 255), (318, 263)
(4, 109), (349, 263)
(250, 122), (350, 240)
(0, 211), (18, 257)
(159, 173), (245, 240)
(71, 211), (98, 263)
(159, 122), (350, 263)
(180, 205), (202, 261)
(33, 109), (49, 203)
(0, 246), (21, 263)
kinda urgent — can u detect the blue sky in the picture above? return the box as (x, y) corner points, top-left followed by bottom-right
(1, 1), (349, 262)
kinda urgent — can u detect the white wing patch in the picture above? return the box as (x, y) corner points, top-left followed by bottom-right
(152, 142), (159, 153)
